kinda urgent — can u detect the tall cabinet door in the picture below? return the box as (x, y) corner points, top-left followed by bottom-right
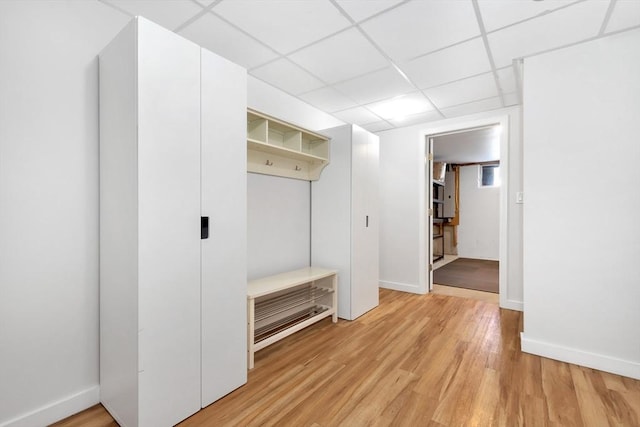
(311, 125), (353, 319)
(200, 48), (248, 406)
(350, 126), (379, 319)
(364, 132), (380, 311)
(136, 18), (202, 426)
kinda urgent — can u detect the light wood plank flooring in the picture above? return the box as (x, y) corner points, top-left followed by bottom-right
(54, 289), (640, 426)
(432, 283), (499, 304)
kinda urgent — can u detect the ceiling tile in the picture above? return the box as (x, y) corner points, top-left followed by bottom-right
(402, 37), (491, 90)
(504, 92), (519, 106)
(179, 13), (278, 69)
(298, 86), (358, 112)
(441, 96), (503, 119)
(333, 66), (414, 105)
(478, 0), (578, 32)
(335, 0), (404, 22)
(488, 0), (610, 68)
(101, 0), (203, 30)
(250, 59), (325, 95)
(606, 0), (640, 33)
(361, 120), (395, 133)
(289, 28), (389, 84)
(332, 106), (382, 125)
(212, 0), (351, 54)
(389, 110), (442, 127)
(366, 92), (434, 120)
(496, 66), (516, 94)
(425, 73), (498, 109)
(360, 0), (480, 61)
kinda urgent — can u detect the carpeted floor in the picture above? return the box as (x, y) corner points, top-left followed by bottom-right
(433, 258), (499, 293)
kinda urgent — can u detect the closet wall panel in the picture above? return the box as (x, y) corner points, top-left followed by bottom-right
(247, 174), (311, 280)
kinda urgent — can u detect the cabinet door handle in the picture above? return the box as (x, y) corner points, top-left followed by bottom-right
(201, 216), (209, 239)
(366, 215), (369, 228)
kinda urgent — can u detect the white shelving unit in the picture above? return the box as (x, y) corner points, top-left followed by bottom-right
(247, 267), (337, 369)
(433, 180), (445, 262)
(247, 109), (330, 181)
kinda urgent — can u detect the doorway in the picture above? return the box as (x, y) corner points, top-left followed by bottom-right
(419, 114), (509, 307)
(430, 126), (501, 298)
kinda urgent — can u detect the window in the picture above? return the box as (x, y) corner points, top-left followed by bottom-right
(480, 164), (500, 187)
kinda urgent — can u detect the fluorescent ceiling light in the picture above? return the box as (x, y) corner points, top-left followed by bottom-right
(366, 93), (433, 120)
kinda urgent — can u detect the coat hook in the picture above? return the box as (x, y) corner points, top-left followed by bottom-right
(295, 165), (301, 171)
(266, 160), (273, 166)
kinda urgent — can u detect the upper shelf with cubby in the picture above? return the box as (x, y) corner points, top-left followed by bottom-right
(247, 109), (330, 181)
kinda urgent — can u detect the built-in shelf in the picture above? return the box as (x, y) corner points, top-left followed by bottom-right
(247, 109), (330, 181)
(432, 180), (445, 263)
(247, 267), (337, 369)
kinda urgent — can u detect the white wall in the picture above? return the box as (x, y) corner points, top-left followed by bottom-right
(521, 29), (640, 379)
(0, 2), (342, 425)
(248, 76), (343, 131)
(457, 165), (500, 260)
(247, 174), (311, 280)
(0, 2), (128, 426)
(378, 107), (523, 309)
(378, 125), (426, 293)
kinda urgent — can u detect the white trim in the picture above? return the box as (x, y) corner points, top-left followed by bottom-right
(0, 386), (99, 427)
(501, 299), (523, 312)
(380, 280), (425, 294)
(497, 116), (510, 311)
(417, 134), (427, 294)
(521, 333), (640, 380)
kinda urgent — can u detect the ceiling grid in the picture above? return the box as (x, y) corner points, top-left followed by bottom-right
(99, 0), (640, 132)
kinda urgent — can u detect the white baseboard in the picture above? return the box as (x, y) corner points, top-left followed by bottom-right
(0, 385), (99, 427)
(500, 298), (523, 311)
(379, 280), (426, 294)
(521, 333), (640, 380)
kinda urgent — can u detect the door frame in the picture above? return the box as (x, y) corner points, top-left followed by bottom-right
(418, 114), (510, 307)
(426, 136), (434, 292)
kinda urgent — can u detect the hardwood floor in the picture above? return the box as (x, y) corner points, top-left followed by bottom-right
(54, 289), (640, 427)
(432, 283), (499, 304)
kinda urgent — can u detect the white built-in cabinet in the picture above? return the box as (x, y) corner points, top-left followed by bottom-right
(99, 17), (247, 427)
(311, 125), (379, 320)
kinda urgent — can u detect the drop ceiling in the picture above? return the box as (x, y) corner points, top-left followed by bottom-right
(100, 0), (640, 134)
(433, 126), (501, 164)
